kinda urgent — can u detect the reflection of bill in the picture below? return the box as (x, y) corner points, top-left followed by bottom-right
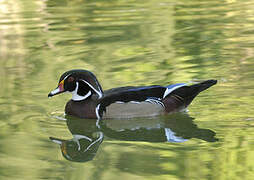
(49, 113), (218, 162)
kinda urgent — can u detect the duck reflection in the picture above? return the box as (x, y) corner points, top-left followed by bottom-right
(50, 113), (218, 162)
(102, 113), (218, 143)
(49, 118), (103, 162)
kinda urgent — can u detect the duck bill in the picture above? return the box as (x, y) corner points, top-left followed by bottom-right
(48, 80), (65, 97)
(49, 137), (66, 145)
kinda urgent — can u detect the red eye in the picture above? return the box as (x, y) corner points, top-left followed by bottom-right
(68, 76), (74, 82)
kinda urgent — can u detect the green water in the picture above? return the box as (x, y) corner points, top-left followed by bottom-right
(1, 0), (254, 179)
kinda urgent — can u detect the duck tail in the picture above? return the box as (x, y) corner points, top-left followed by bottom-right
(192, 80), (217, 93)
(173, 80), (217, 106)
(163, 80), (217, 112)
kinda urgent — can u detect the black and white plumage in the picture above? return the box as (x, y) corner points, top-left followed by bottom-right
(48, 69), (217, 119)
(98, 84), (185, 119)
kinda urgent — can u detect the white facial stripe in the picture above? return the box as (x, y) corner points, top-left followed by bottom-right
(63, 74), (71, 81)
(71, 82), (92, 101)
(81, 80), (103, 98)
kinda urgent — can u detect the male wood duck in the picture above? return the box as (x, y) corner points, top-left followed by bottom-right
(48, 69), (217, 119)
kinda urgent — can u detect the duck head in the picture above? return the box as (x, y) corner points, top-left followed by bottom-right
(48, 69), (103, 101)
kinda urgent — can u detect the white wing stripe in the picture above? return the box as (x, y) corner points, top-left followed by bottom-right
(163, 84), (186, 99)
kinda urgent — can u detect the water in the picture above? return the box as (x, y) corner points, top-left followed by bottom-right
(0, 0), (254, 179)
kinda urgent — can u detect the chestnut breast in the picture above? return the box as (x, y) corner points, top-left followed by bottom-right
(65, 99), (97, 119)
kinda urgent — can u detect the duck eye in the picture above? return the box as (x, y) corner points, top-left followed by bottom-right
(68, 76), (75, 82)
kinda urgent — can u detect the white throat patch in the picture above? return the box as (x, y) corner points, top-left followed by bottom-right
(80, 80), (103, 99)
(71, 82), (92, 101)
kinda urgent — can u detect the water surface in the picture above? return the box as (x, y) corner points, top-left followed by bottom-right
(0, 0), (254, 179)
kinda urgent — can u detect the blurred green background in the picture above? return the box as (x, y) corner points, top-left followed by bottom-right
(0, 0), (254, 179)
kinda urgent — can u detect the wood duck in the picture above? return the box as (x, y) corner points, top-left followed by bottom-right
(48, 69), (217, 119)
(49, 114), (217, 162)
